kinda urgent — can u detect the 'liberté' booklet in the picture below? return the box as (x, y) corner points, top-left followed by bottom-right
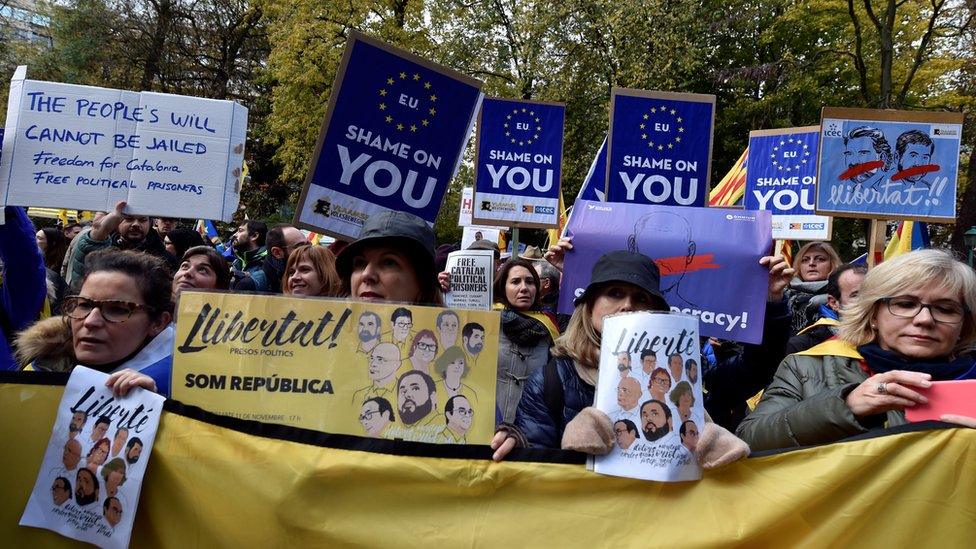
(590, 311), (704, 482)
(20, 366), (164, 548)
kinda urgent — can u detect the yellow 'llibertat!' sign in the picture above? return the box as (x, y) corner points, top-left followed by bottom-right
(171, 291), (499, 444)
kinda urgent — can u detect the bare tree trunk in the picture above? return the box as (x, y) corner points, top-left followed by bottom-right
(140, 0), (176, 90)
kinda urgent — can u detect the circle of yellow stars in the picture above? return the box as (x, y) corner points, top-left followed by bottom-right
(639, 104), (684, 151)
(770, 136), (811, 173)
(504, 107), (542, 146)
(377, 71), (437, 132)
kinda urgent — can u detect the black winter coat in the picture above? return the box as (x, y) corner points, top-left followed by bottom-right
(513, 356), (593, 449)
(703, 301), (791, 431)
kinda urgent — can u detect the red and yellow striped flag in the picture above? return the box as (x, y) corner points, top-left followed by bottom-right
(775, 239), (794, 266)
(883, 221), (929, 261)
(708, 148), (748, 207)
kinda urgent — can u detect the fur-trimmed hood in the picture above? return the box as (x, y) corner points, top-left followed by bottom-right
(15, 316), (75, 372)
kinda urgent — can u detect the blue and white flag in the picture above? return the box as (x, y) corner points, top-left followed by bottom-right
(576, 136), (606, 203)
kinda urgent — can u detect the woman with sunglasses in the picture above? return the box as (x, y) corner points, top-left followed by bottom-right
(17, 249), (175, 397)
(738, 249), (976, 451)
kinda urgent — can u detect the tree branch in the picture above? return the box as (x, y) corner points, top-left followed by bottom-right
(897, 0), (946, 105)
(848, 0), (871, 104)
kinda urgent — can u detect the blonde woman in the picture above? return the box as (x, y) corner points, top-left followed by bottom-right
(738, 249), (976, 451)
(786, 241), (843, 333)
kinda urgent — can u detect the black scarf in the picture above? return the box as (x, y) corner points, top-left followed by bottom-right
(857, 343), (976, 381)
(500, 309), (550, 346)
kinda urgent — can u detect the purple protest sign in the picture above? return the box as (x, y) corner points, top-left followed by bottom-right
(557, 200), (772, 343)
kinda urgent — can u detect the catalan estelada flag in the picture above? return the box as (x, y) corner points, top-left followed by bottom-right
(708, 148), (748, 207)
(883, 221), (930, 261)
(195, 219), (220, 242)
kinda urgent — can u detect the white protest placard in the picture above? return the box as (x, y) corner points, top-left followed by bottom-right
(20, 366), (164, 548)
(591, 312), (703, 482)
(458, 186), (474, 226)
(0, 66), (247, 221)
(460, 225), (500, 250)
(444, 249), (494, 310)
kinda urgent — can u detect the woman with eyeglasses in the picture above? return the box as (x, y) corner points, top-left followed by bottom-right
(406, 329), (438, 376)
(738, 249), (976, 451)
(17, 249), (175, 397)
(84, 437), (111, 473)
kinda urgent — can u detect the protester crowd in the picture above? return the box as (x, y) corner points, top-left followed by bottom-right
(3, 197), (976, 471)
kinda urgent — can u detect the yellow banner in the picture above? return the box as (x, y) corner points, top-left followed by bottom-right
(171, 291), (499, 444)
(2, 380), (975, 547)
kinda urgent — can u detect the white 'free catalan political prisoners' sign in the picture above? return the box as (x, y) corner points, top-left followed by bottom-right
(0, 66), (248, 221)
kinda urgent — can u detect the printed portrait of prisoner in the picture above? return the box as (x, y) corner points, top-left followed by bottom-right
(685, 358), (699, 385)
(461, 322), (486, 365)
(352, 342), (401, 405)
(668, 353), (684, 383)
(125, 437), (143, 465)
(639, 349), (657, 381)
(627, 210), (696, 306)
(389, 307), (414, 352)
(397, 370), (438, 427)
(406, 329), (438, 376)
(616, 351), (632, 377)
(648, 367), (672, 402)
(89, 416), (111, 444)
(842, 126), (893, 190)
(434, 346), (477, 402)
(680, 420), (699, 453)
(615, 376), (641, 418)
(614, 419), (640, 451)
(436, 310), (460, 350)
(441, 395), (474, 443)
(669, 381), (695, 422)
(359, 397), (395, 438)
(68, 410), (87, 440)
(62, 438), (82, 471)
(75, 467), (99, 507)
(100, 458), (127, 498)
(894, 129), (936, 189)
(110, 427), (128, 459)
(85, 438), (110, 472)
(52, 476), (72, 506)
(103, 497), (123, 528)
(640, 399), (673, 443)
(357, 311), (382, 354)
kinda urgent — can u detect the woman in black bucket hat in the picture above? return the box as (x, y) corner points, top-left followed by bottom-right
(490, 245), (795, 468)
(335, 211), (442, 305)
